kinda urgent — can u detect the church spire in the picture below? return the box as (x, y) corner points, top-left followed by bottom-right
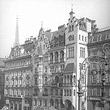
(13, 15), (19, 47)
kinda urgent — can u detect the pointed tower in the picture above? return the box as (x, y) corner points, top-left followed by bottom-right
(13, 16), (19, 47)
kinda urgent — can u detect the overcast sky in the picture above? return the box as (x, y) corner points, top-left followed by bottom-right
(0, 0), (110, 58)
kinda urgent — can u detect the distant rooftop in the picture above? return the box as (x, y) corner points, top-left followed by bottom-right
(98, 26), (110, 32)
(0, 58), (5, 67)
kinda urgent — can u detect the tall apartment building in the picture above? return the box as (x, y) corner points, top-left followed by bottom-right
(32, 24), (66, 110)
(0, 58), (5, 109)
(63, 8), (95, 110)
(4, 17), (35, 110)
(87, 27), (110, 110)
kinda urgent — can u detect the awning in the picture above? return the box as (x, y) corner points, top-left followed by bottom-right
(64, 63), (74, 73)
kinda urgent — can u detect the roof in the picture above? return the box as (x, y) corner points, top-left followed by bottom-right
(64, 63), (74, 73)
(0, 58), (5, 67)
(98, 26), (110, 32)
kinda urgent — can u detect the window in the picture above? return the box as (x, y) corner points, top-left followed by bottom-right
(55, 52), (58, 63)
(50, 88), (53, 95)
(69, 25), (71, 32)
(45, 66), (47, 72)
(73, 75), (76, 84)
(92, 88), (97, 96)
(68, 35), (74, 41)
(44, 100), (47, 107)
(82, 36), (84, 41)
(60, 51), (64, 62)
(60, 99), (64, 108)
(55, 99), (59, 108)
(72, 25), (74, 31)
(60, 64), (64, 72)
(50, 53), (53, 63)
(68, 47), (74, 58)
(70, 75), (72, 84)
(67, 89), (69, 96)
(74, 90), (75, 96)
(70, 89), (72, 96)
(79, 35), (81, 40)
(50, 99), (54, 106)
(44, 76), (47, 83)
(56, 89), (58, 95)
(35, 77), (37, 85)
(44, 88), (48, 95)
(80, 47), (85, 58)
(64, 89), (66, 96)
(85, 37), (87, 42)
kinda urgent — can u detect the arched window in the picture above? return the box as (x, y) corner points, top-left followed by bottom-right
(50, 99), (54, 106)
(60, 51), (64, 62)
(35, 77), (37, 85)
(34, 88), (38, 96)
(55, 99), (59, 108)
(55, 52), (58, 63)
(70, 89), (72, 96)
(60, 99), (64, 108)
(70, 75), (72, 85)
(50, 53), (53, 63)
(44, 99), (47, 107)
(14, 103), (17, 110)
(55, 76), (59, 84)
(44, 88), (48, 95)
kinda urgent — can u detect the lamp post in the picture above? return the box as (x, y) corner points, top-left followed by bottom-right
(21, 95), (24, 110)
(77, 79), (84, 110)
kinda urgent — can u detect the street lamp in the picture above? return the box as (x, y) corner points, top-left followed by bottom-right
(21, 95), (24, 110)
(77, 79), (84, 110)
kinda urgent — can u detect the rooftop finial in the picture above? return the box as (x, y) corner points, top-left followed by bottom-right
(71, 3), (73, 12)
(69, 3), (74, 16)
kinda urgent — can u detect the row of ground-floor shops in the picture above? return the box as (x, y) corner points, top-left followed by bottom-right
(5, 97), (75, 110)
(5, 97), (32, 110)
(87, 98), (110, 110)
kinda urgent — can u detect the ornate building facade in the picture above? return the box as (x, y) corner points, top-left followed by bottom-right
(32, 24), (65, 110)
(4, 6), (110, 110)
(0, 58), (5, 109)
(87, 27), (110, 110)
(63, 8), (94, 110)
(4, 17), (35, 110)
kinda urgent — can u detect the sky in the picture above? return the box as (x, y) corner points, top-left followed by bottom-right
(0, 0), (110, 58)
